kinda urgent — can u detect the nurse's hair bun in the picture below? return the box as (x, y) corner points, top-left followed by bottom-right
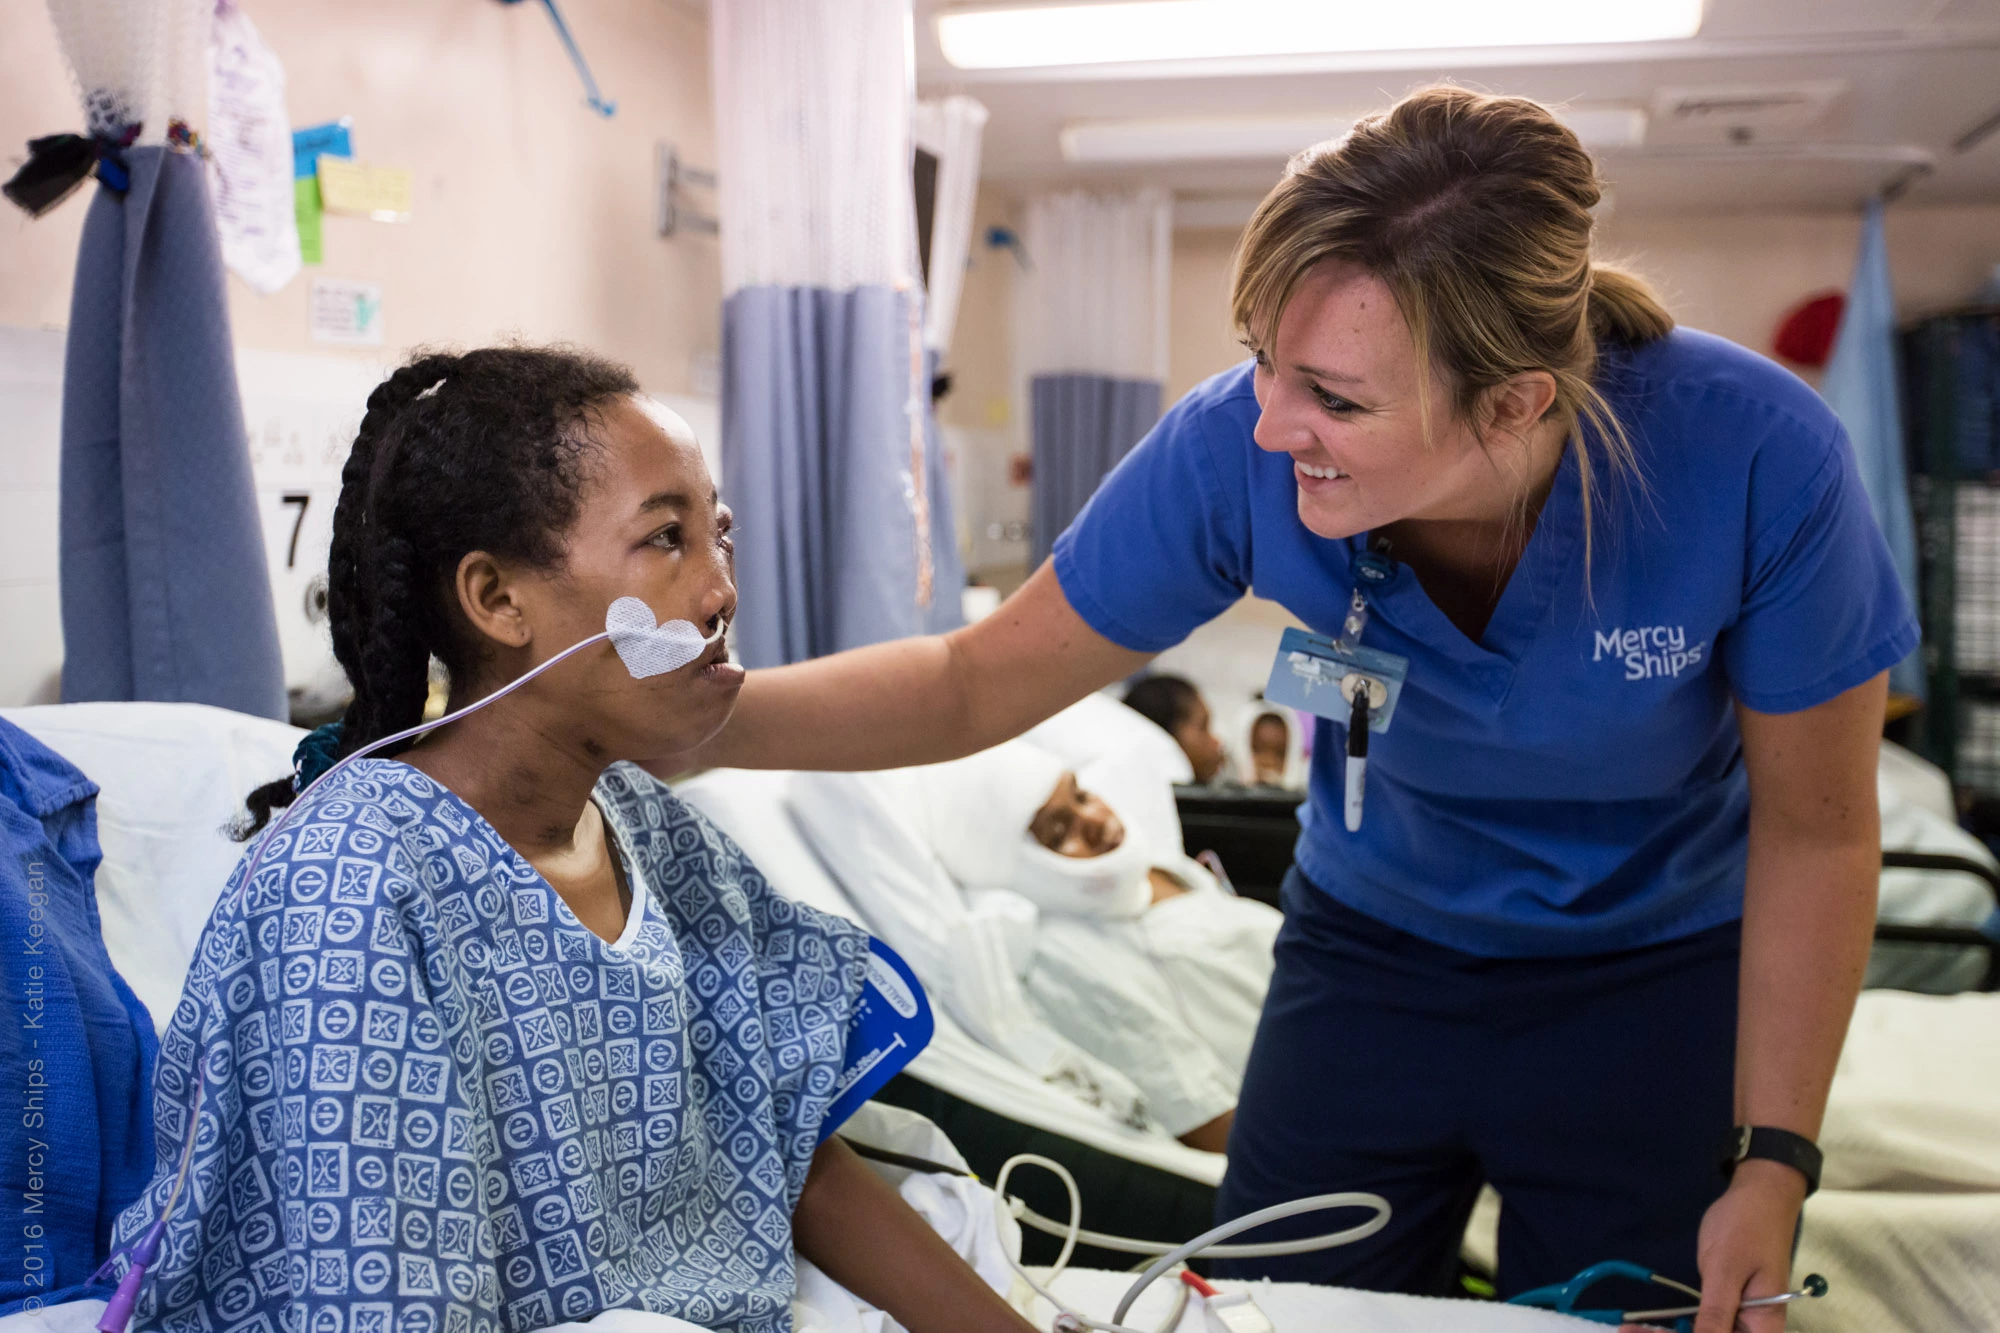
(238, 344), (639, 837)
(1230, 85), (1672, 568)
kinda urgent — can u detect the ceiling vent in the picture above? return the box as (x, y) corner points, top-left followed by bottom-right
(1650, 81), (1848, 146)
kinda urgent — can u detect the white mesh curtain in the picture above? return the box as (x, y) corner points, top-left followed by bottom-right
(46, 0), (285, 717)
(1018, 188), (1173, 566)
(911, 94), (987, 630)
(912, 95), (989, 361)
(713, 0), (933, 665)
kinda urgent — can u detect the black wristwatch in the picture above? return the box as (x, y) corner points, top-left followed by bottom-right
(1719, 1125), (1823, 1197)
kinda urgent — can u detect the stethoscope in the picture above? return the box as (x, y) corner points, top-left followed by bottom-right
(88, 599), (724, 1333)
(1509, 1260), (1829, 1328)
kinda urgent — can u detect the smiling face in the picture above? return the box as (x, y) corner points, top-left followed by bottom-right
(1249, 260), (1549, 542)
(453, 396), (742, 766)
(1028, 772), (1126, 859)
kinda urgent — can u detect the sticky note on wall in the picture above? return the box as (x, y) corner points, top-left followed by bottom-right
(292, 120), (353, 178)
(316, 158), (412, 222)
(294, 177), (323, 264)
(291, 120), (352, 265)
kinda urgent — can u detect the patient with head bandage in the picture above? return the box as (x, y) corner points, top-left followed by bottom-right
(910, 742), (1282, 1153)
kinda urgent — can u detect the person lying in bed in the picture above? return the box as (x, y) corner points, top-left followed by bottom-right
(911, 743), (1281, 1154)
(103, 347), (1034, 1333)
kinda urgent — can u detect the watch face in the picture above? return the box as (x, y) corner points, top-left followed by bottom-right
(1735, 1126), (1753, 1160)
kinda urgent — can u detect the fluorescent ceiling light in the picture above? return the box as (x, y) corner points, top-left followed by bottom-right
(938, 0), (1705, 70)
(1062, 105), (1646, 163)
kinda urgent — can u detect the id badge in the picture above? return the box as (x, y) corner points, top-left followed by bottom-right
(820, 936), (934, 1141)
(1263, 626), (1411, 732)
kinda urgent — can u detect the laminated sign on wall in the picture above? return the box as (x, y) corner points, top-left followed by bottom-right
(308, 278), (383, 345)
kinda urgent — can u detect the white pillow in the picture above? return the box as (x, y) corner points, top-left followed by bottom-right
(1, 702), (302, 1034)
(1023, 694), (1188, 858)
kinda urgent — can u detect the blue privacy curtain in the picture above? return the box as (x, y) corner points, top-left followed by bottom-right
(61, 146), (286, 719)
(1029, 375), (1164, 567)
(713, 0), (937, 667)
(37, 0), (285, 719)
(1019, 189), (1174, 567)
(1820, 200), (1924, 697)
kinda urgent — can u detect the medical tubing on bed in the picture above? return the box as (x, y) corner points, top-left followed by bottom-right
(1109, 1192), (1392, 1326)
(991, 1154), (1391, 1333)
(95, 1064), (206, 1333)
(1010, 1199), (1390, 1260)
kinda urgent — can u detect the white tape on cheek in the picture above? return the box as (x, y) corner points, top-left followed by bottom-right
(604, 596), (722, 678)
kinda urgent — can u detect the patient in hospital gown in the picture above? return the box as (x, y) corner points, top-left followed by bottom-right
(911, 744), (1281, 1153)
(107, 763), (869, 1333)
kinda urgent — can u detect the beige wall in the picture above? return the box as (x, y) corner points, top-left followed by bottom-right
(0, 0), (720, 392)
(1600, 204), (2000, 383)
(1157, 203), (2000, 397)
(1170, 226), (1247, 401)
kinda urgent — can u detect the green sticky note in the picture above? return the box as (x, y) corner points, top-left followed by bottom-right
(295, 176), (323, 265)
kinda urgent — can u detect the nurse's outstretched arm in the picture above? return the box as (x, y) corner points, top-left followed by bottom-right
(1693, 670), (1887, 1333)
(668, 562), (1154, 774)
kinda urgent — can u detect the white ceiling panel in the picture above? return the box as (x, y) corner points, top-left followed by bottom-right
(919, 0), (2000, 214)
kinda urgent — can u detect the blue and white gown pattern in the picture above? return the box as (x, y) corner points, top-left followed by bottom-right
(106, 760), (870, 1333)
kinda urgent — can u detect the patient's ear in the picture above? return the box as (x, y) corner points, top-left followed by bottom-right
(454, 550), (532, 650)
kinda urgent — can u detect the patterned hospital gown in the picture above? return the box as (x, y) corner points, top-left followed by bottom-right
(106, 760), (870, 1333)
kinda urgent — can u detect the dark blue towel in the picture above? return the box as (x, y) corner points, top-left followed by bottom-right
(60, 146), (286, 719)
(0, 718), (158, 1315)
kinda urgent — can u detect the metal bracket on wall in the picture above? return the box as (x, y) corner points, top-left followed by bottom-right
(657, 144), (717, 238)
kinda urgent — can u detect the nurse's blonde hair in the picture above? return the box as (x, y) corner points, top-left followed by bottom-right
(1231, 86), (1672, 566)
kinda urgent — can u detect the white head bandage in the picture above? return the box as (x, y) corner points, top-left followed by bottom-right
(912, 741), (1070, 893)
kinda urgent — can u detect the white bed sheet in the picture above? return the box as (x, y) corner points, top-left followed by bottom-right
(1023, 1271), (1582, 1333)
(0, 1279), (1590, 1333)
(677, 766), (1227, 1186)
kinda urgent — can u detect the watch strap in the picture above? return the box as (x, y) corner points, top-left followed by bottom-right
(1720, 1124), (1822, 1196)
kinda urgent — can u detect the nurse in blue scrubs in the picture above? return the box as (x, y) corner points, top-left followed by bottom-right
(675, 87), (1915, 1331)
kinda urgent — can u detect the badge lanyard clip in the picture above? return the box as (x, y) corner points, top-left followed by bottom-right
(1262, 549), (1409, 833)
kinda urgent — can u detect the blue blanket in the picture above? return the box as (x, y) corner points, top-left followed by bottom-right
(109, 760), (870, 1333)
(0, 718), (158, 1315)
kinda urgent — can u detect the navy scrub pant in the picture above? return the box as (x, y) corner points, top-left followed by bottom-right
(1215, 868), (1740, 1300)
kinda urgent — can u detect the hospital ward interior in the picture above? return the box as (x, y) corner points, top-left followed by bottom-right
(4, 1), (2000, 1331)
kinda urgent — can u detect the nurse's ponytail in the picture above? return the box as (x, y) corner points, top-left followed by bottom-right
(1588, 263), (1675, 345)
(237, 344), (640, 837)
(1231, 86), (1673, 570)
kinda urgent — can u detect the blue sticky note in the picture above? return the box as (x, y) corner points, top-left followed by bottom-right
(293, 119), (353, 179)
(820, 937), (933, 1140)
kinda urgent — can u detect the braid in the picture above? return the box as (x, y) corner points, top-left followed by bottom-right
(235, 345), (639, 838)
(345, 529), (434, 756)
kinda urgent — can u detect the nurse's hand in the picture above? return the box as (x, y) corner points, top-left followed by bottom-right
(1693, 1159), (1809, 1332)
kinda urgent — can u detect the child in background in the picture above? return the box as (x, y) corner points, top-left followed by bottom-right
(1121, 674), (1227, 785)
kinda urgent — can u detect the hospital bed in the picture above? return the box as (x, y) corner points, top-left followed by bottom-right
(6, 699), (1997, 1333)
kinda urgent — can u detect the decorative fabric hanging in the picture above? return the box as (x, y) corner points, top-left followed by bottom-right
(37, 0), (287, 720)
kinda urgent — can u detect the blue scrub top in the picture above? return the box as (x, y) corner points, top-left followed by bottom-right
(1053, 329), (1919, 958)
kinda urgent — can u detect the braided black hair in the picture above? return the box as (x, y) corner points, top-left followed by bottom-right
(239, 345), (640, 836)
